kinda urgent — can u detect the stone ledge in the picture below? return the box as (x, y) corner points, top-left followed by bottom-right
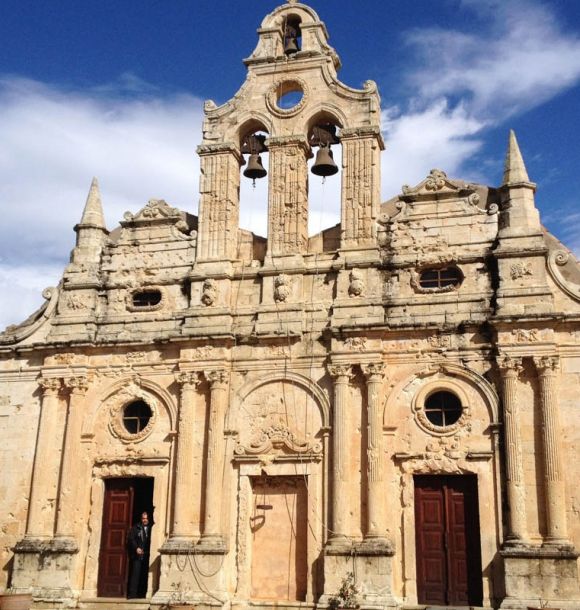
(13, 537), (79, 554)
(160, 539), (228, 555)
(501, 544), (578, 559)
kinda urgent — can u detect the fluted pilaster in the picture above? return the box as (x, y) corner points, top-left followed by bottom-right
(533, 355), (570, 545)
(26, 377), (63, 539)
(54, 376), (89, 541)
(172, 371), (202, 540)
(197, 143), (242, 261)
(328, 364), (354, 544)
(498, 356), (527, 543)
(361, 362), (387, 540)
(201, 369), (229, 545)
(267, 136), (310, 256)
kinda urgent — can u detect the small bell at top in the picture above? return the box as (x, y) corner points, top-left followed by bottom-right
(243, 153), (267, 186)
(311, 144), (339, 178)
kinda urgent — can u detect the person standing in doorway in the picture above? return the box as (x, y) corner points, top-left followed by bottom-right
(127, 511), (151, 598)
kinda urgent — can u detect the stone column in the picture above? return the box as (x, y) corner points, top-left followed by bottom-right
(340, 127), (383, 249)
(328, 364), (354, 544)
(197, 143), (243, 261)
(55, 376), (89, 542)
(172, 371), (201, 540)
(498, 356), (527, 543)
(533, 356), (570, 545)
(26, 377), (62, 539)
(267, 136), (310, 257)
(361, 363), (388, 541)
(201, 369), (229, 546)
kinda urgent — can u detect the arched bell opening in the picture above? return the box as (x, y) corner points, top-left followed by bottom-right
(306, 114), (342, 246)
(239, 123), (269, 261)
(283, 14), (302, 56)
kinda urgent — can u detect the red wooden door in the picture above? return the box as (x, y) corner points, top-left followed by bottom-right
(97, 480), (134, 597)
(414, 475), (483, 606)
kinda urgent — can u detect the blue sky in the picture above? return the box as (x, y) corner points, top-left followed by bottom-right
(1, 0), (580, 328)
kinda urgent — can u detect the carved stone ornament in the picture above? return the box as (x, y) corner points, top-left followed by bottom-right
(348, 269), (365, 298)
(234, 422), (322, 457)
(328, 364), (354, 381)
(266, 78), (309, 118)
(497, 355), (523, 377)
(123, 198), (181, 223)
(274, 274), (292, 303)
(201, 278), (218, 307)
(510, 261), (533, 280)
(175, 371), (201, 389)
(412, 396), (471, 438)
(361, 362), (386, 381)
(533, 355), (560, 376)
(510, 328), (539, 343)
(64, 376), (89, 395)
(65, 293), (88, 311)
(206, 369), (229, 388)
(108, 382), (158, 443)
(425, 169), (448, 191)
(343, 336), (367, 352)
(38, 377), (62, 394)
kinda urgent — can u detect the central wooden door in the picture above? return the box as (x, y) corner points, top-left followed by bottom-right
(97, 478), (154, 598)
(98, 480), (134, 597)
(414, 475), (483, 606)
(250, 476), (307, 601)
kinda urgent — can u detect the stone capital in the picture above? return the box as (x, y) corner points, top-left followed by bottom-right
(206, 369), (229, 389)
(196, 142), (243, 163)
(175, 371), (202, 389)
(497, 355), (523, 378)
(328, 364), (354, 382)
(38, 377), (62, 395)
(64, 376), (89, 396)
(533, 355), (560, 377)
(361, 362), (386, 382)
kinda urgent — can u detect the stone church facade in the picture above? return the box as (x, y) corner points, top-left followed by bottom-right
(1, 2), (579, 608)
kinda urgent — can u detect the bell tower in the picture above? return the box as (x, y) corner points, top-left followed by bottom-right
(195, 0), (383, 266)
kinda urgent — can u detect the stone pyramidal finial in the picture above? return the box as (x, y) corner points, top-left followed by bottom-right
(502, 130), (531, 186)
(78, 177), (106, 229)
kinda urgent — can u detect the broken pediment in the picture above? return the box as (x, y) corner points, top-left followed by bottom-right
(121, 199), (183, 227)
(401, 169), (476, 201)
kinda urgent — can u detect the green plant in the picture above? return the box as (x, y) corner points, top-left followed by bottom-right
(328, 572), (360, 610)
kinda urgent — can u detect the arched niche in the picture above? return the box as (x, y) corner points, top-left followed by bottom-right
(228, 371), (330, 455)
(81, 376), (178, 440)
(238, 118), (271, 255)
(383, 363), (500, 430)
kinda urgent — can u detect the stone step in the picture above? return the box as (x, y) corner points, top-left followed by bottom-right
(78, 598), (152, 610)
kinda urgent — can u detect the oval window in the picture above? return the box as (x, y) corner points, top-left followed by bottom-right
(123, 400), (152, 434)
(275, 81), (304, 110)
(424, 391), (463, 427)
(419, 267), (462, 289)
(132, 290), (162, 308)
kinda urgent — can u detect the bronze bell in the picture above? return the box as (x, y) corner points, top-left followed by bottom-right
(284, 36), (299, 55)
(243, 153), (267, 185)
(311, 144), (339, 177)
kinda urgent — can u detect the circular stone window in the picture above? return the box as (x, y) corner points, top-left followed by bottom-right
(267, 79), (308, 117)
(424, 391), (463, 427)
(123, 400), (152, 434)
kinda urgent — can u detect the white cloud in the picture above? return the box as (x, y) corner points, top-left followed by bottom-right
(405, 0), (580, 119)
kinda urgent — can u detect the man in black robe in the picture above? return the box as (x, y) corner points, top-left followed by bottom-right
(127, 511), (151, 598)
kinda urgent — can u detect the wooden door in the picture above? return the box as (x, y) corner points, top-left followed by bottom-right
(414, 475), (483, 606)
(97, 480), (134, 597)
(250, 476), (307, 601)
